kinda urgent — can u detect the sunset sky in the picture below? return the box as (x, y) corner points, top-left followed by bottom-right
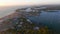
(0, 0), (60, 6)
(0, 0), (60, 18)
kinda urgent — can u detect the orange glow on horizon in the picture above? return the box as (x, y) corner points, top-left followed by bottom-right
(0, 0), (60, 6)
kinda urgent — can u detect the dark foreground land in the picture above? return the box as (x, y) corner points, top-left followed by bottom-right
(0, 17), (54, 34)
(0, 5), (60, 34)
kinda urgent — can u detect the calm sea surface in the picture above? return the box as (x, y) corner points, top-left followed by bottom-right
(27, 10), (60, 31)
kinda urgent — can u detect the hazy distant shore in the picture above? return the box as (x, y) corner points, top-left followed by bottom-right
(0, 5), (60, 18)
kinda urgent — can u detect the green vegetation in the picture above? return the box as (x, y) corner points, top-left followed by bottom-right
(0, 17), (53, 34)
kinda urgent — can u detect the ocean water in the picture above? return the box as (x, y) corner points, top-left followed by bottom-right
(27, 10), (60, 32)
(0, 6), (26, 18)
(0, 6), (60, 32)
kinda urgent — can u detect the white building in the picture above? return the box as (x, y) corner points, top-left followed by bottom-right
(34, 26), (39, 30)
(25, 8), (32, 12)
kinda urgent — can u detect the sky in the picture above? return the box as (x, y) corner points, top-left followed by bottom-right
(0, 0), (60, 18)
(0, 0), (60, 6)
